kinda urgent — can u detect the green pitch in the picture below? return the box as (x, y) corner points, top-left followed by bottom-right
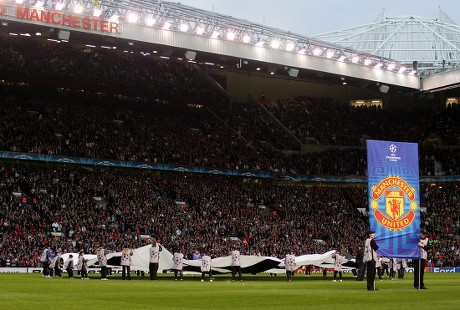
(1, 273), (459, 309)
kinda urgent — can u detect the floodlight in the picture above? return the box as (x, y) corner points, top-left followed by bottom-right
(55, 2), (64, 10)
(326, 51), (335, 58)
(352, 56), (359, 63)
(374, 62), (383, 69)
(227, 31), (235, 41)
(398, 66), (406, 73)
(387, 63), (396, 70)
(162, 21), (172, 30)
(338, 55), (346, 62)
(298, 48), (306, 54)
(93, 9), (102, 17)
(271, 40), (280, 49)
(409, 70), (417, 75)
(211, 30), (219, 39)
(74, 5), (83, 14)
(285, 42), (295, 52)
(15, 0), (24, 3)
(364, 59), (372, 66)
(196, 26), (205, 35)
(180, 23), (189, 32)
(128, 14), (138, 23)
(34, 1), (44, 8)
(243, 35), (251, 44)
(313, 48), (322, 56)
(146, 18), (155, 26)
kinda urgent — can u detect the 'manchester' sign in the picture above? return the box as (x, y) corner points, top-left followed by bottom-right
(14, 6), (119, 34)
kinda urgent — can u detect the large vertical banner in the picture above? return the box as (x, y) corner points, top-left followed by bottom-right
(367, 140), (420, 258)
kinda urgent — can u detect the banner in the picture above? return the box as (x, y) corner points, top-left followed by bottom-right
(366, 140), (420, 258)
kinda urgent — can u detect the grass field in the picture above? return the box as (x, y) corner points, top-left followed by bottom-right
(1, 272), (459, 309)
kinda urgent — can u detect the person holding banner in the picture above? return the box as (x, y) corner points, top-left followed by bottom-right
(284, 251), (296, 282)
(121, 248), (134, 280)
(149, 240), (162, 280)
(77, 250), (89, 280)
(39, 247), (54, 278)
(364, 230), (379, 291)
(200, 252), (213, 282)
(97, 247), (110, 280)
(49, 250), (57, 277)
(64, 254), (74, 279)
(172, 248), (184, 281)
(54, 251), (64, 278)
(414, 230), (429, 289)
(332, 250), (343, 282)
(231, 247), (242, 282)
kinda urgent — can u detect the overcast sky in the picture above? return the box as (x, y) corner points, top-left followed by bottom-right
(175, 0), (460, 36)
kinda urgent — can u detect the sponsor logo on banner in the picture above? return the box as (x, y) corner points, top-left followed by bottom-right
(370, 176), (417, 231)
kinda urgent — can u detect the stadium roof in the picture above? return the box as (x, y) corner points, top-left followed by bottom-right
(2, 0), (403, 70)
(3, 1), (459, 91)
(314, 9), (460, 76)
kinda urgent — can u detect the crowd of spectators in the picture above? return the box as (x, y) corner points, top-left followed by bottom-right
(0, 165), (458, 267)
(1, 84), (458, 176)
(262, 96), (460, 147)
(0, 35), (227, 103)
(218, 101), (301, 151)
(1, 34), (460, 176)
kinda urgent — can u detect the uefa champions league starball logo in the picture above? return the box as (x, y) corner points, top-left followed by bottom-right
(386, 144), (401, 162)
(389, 144), (397, 153)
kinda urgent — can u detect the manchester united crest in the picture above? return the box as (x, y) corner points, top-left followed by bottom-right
(385, 190), (404, 220)
(371, 176), (417, 231)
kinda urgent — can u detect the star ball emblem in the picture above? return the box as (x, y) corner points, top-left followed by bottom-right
(389, 144), (397, 153)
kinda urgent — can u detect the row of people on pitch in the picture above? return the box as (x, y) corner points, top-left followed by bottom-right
(41, 245), (136, 281)
(117, 243), (243, 282)
(122, 241), (214, 282)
